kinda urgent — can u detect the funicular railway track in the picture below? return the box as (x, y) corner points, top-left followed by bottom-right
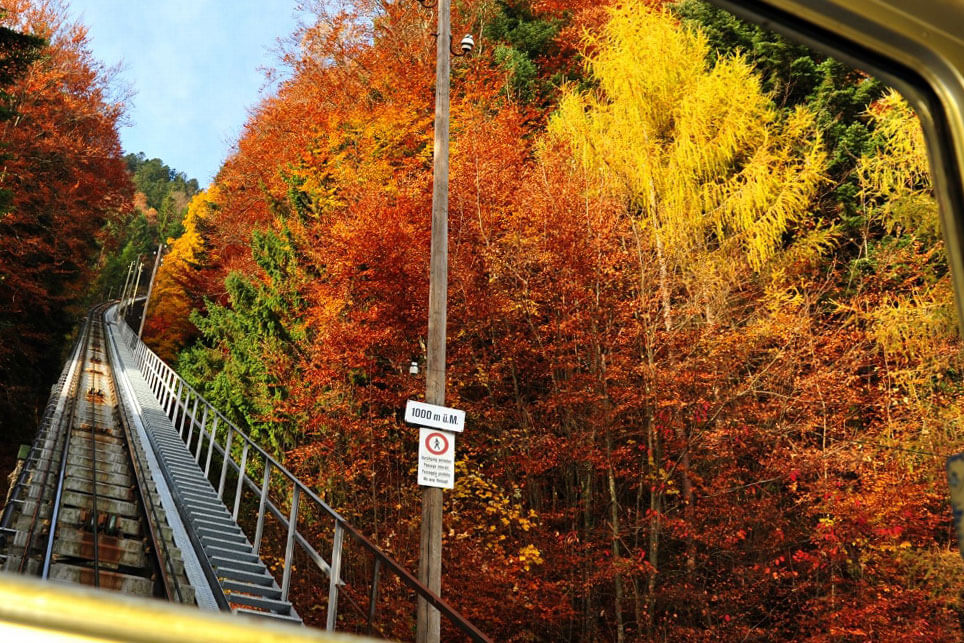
(0, 301), (488, 639)
(2, 304), (193, 603)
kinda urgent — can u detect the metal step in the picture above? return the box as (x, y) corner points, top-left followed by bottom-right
(233, 607), (302, 623)
(221, 578), (282, 600)
(215, 565), (277, 586)
(228, 592), (294, 615)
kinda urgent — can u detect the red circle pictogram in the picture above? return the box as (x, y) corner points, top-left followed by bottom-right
(424, 432), (449, 455)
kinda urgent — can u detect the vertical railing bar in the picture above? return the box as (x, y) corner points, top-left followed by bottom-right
(281, 485), (300, 603)
(178, 390), (187, 431)
(181, 391), (193, 440)
(165, 368), (176, 405)
(254, 460), (271, 556)
(161, 373), (173, 413)
(253, 462), (272, 556)
(367, 558), (381, 634)
(159, 363), (167, 396)
(218, 428), (233, 500)
(166, 378), (180, 417)
(150, 355), (161, 393)
(161, 374), (172, 413)
(177, 390), (189, 439)
(186, 395), (199, 446)
(326, 522), (344, 631)
(233, 442), (249, 521)
(205, 415), (218, 477)
(195, 405), (209, 463)
(156, 358), (164, 393)
(155, 357), (164, 393)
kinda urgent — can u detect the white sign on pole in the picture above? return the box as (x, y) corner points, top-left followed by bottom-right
(417, 428), (455, 489)
(405, 400), (465, 433)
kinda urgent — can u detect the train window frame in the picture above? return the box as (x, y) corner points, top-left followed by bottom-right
(708, 0), (964, 328)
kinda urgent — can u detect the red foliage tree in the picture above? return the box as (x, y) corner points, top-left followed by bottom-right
(0, 0), (131, 438)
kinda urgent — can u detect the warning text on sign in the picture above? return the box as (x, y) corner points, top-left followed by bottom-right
(418, 428), (455, 489)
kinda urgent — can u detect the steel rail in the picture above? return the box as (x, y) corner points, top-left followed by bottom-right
(41, 306), (101, 580)
(87, 319), (102, 588)
(36, 309), (95, 578)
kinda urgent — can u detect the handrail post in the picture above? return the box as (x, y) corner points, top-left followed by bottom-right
(281, 485), (300, 602)
(152, 355), (161, 391)
(205, 415), (218, 477)
(165, 378), (180, 417)
(195, 405), (209, 462)
(253, 462), (272, 555)
(147, 354), (157, 393)
(218, 428), (233, 499)
(368, 558), (381, 634)
(186, 395), (199, 445)
(233, 442), (249, 521)
(176, 390), (188, 439)
(326, 521), (344, 631)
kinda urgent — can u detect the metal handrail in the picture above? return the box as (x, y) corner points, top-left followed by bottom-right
(107, 307), (489, 642)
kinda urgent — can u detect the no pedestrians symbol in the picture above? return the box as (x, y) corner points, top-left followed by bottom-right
(425, 432), (449, 456)
(418, 427), (455, 489)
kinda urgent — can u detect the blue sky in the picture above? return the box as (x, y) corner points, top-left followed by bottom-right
(68, 1), (307, 186)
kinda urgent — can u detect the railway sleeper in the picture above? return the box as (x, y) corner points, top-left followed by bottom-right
(66, 439), (128, 460)
(63, 451), (129, 469)
(48, 562), (155, 597)
(60, 490), (138, 517)
(63, 464), (132, 488)
(31, 455), (131, 478)
(52, 529), (147, 569)
(57, 508), (143, 539)
(63, 477), (135, 503)
(68, 432), (125, 450)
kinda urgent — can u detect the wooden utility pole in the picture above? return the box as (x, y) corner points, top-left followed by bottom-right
(138, 243), (164, 338)
(127, 260), (143, 322)
(120, 257), (139, 318)
(417, 1), (451, 641)
(119, 261), (134, 309)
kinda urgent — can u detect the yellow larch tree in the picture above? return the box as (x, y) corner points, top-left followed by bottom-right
(548, 3), (826, 328)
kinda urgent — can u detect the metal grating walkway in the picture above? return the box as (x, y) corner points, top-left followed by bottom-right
(106, 308), (301, 623)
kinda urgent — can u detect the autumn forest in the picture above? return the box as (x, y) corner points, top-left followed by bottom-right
(1, 0), (963, 639)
